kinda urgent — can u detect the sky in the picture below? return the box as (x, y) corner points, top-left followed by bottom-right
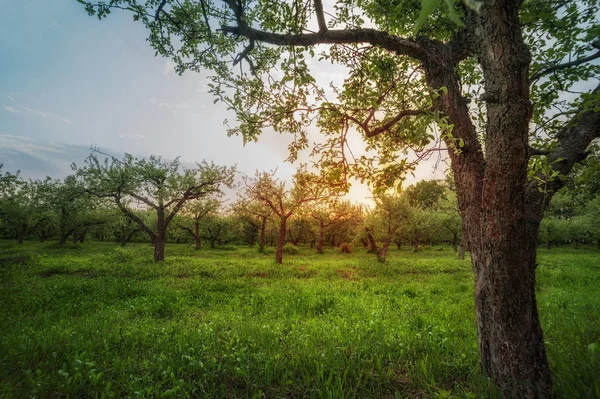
(0, 0), (445, 201)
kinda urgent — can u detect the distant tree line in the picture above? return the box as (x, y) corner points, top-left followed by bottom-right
(3, 146), (599, 262)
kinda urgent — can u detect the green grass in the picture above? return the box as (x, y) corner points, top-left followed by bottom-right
(0, 241), (598, 398)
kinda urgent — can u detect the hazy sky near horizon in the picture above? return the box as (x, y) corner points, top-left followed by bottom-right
(0, 1), (445, 199)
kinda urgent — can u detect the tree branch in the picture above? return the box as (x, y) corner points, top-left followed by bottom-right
(220, 25), (428, 61)
(115, 197), (156, 241)
(526, 83), (600, 215)
(360, 109), (428, 138)
(155, 0), (167, 20)
(313, 0), (327, 33)
(531, 42), (600, 82)
(527, 145), (550, 157)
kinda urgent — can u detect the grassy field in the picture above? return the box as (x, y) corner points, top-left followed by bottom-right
(0, 241), (598, 398)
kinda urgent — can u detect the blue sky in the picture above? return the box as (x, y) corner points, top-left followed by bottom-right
(1, 1), (298, 168)
(0, 1), (444, 198)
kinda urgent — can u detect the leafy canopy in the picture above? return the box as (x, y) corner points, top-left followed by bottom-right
(78, 0), (600, 192)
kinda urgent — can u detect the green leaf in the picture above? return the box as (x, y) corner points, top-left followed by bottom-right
(443, 0), (465, 27)
(413, 0), (441, 35)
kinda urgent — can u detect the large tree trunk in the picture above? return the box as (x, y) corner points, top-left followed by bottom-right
(418, 2), (553, 395)
(275, 217), (287, 264)
(154, 233), (166, 261)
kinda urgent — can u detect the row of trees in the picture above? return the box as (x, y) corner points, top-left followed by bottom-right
(1, 152), (467, 262)
(3, 152), (599, 263)
(0, 152), (235, 261)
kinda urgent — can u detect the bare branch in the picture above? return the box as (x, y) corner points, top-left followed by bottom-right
(233, 39), (256, 75)
(115, 196), (156, 241)
(313, 0), (327, 33)
(531, 42), (600, 82)
(155, 0), (167, 20)
(363, 109), (428, 138)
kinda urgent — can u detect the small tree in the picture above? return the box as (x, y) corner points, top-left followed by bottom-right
(46, 176), (103, 246)
(0, 170), (52, 244)
(77, 151), (235, 261)
(364, 193), (411, 262)
(310, 200), (354, 254)
(201, 214), (239, 248)
(436, 191), (462, 254)
(243, 169), (331, 264)
(287, 215), (315, 246)
(177, 197), (222, 250)
(231, 197), (273, 252)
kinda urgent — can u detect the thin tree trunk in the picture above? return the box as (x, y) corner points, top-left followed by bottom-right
(365, 228), (378, 253)
(317, 224), (324, 254)
(17, 229), (25, 244)
(413, 240), (419, 253)
(259, 217), (267, 253)
(452, 232), (458, 252)
(377, 241), (390, 262)
(275, 217), (287, 264)
(154, 209), (166, 261)
(195, 221), (202, 250)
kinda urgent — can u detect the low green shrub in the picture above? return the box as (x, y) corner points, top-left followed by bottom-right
(283, 243), (299, 254)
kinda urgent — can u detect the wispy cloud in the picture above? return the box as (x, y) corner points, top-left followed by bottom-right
(52, 20), (64, 29)
(23, 107), (49, 118)
(4, 105), (21, 113)
(4, 102), (72, 124)
(0, 134), (68, 155)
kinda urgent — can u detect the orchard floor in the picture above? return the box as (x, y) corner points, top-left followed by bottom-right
(0, 241), (598, 398)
